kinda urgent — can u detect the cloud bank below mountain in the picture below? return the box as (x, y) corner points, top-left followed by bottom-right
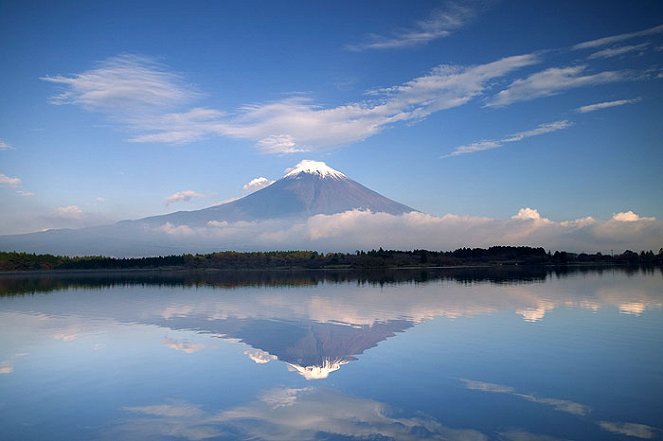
(154, 208), (661, 254)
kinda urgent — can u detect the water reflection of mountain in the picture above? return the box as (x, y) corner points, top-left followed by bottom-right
(160, 315), (413, 379)
(1, 267), (661, 379)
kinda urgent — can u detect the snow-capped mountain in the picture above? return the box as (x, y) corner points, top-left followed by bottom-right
(0, 160), (416, 256)
(136, 160), (414, 226)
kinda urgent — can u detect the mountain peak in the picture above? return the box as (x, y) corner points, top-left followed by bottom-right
(284, 160), (346, 180)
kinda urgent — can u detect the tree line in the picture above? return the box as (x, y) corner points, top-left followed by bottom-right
(1, 246), (662, 271)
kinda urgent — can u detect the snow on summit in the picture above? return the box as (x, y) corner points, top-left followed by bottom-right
(284, 160), (347, 179)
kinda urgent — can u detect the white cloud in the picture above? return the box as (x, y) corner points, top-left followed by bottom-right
(165, 190), (205, 206)
(149, 208), (661, 254)
(576, 97), (641, 113)
(512, 207), (550, 222)
(42, 54), (197, 116)
(347, 1), (480, 50)
(211, 54), (538, 152)
(612, 210), (655, 222)
(599, 421), (658, 439)
(445, 120), (572, 157)
(55, 205), (83, 219)
(0, 173), (21, 187)
(0, 138), (11, 150)
(588, 42), (650, 59)
(573, 23), (663, 50)
(47, 53), (538, 153)
(160, 222), (196, 236)
(16, 190), (35, 197)
(487, 65), (628, 107)
(243, 177), (274, 192)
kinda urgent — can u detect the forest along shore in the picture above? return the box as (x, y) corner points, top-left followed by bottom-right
(1, 247), (662, 272)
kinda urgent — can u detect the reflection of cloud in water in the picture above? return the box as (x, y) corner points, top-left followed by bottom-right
(499, 430), (572, 441)
(618, 302), (646, 316)
(244, 348), (277, 364)
(461, 379), (514, 394)
(516, 300), (555, 322)
(161, 337), (205, 354)
(461, 379), (590, 416)
(0, 361), (13, 374)
(53, 331), (78, 341)
(599, 421), (658, 439)
(118, 388), (487, 441)
(260, 387), (309, 408)
(516, 395), (589, 416)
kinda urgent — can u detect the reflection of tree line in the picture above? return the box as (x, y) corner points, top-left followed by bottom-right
(0, 265), (660, 297)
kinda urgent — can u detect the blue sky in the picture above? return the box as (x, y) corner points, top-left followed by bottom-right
(1, 0), (662, 238)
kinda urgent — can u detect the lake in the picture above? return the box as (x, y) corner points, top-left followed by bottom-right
(0, 267), (661, 441)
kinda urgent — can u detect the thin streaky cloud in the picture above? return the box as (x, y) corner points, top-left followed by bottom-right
(0, 138), (11, 150)
(347, 1), (480, 51)
(0, 173), (22, 187)
(444, 120), (572, 157)
(598, 421), (658, 439)
(131, 54), (539, 152)
(588, 42), (650, 59)
(576, 98), (641, 113)
(41, 54), (198, 116)
(573, 23), (663, 50)
(487, 65), (628, 107)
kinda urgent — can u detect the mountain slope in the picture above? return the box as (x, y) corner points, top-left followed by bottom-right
(0, 160), (417, 256)
(136, 160), (414, 226)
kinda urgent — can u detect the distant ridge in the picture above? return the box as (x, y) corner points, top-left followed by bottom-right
(0, 160), (416, 256)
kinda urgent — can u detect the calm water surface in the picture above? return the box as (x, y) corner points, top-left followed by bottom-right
(0, 267), (661, 441)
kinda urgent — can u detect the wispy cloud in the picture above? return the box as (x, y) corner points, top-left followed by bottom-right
(42, 54), (198, 117)
(0, 173), (22, 187)
(573, 23), (663, 50)
(117, 389), (487, 441)
(45, 53), (538, 153)
(165, 190), (205, 206)
(588, 42), (650, 59)
(598, 421), (658, 439)
(575, 97), (641, 113)
(141, 54), (538, 152)
(243, 177), (274, 192)
(461, 379), (590, 416)
(444, 120), (572, 157)
(55, 205), (84, 219)
(16, 190), (35, 197)
(347, 1), (480, 51)
(0, 138), (11, 150)
(487, 65), (628, 107)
